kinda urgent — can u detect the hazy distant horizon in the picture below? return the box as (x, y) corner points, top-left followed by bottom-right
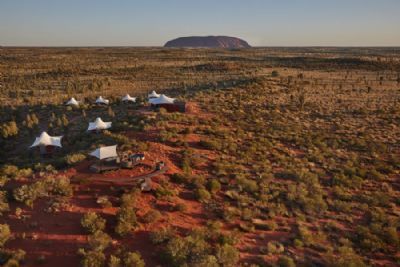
(1, 0), (400, 47)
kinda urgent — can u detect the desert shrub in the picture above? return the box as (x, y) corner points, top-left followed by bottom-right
(181, 149), (194, 174)
(13, 176), (73, 207)
(170, 173), (190, 184)
(115, 207), (137, 236)
(265, 241), (285, 255)
(367, 169), (385, 181)
(207, 179), (221, 194)
(65, 153), (86, 165)
(277, 255), (296, 267)
(218, 230), (241, 246)
(0, 248), (26, 267)
(215, 244), (240, 266)
(0, 191), (10, 215)
(81, 212), (106, 234)
(236, 177), (258, 193)
(123, 251), (145, 267)
(354, 226), (385, 252)
(114, 190), (139, 236)
(173, 203), (187, 212)
(87, 231), (111, 252)
(78, 249), (106, 267)
(0, 165), (18, 179)
(0, 121), (18, 138)
(154, 181), (176, 200)
(332, 172), (363, 189)
(0, 224), (11, 247)
(13, 184), (40, 207)
(141, 209), (161, 224)
(151, 227), (176, 245)
(324, 245), (366, 267)
(199, 139), (221, 150)
(162, 233), (211, 267)
(115, 206), (137, 236)
(195, 188), (211, 202)
(108, 255), (121, 267)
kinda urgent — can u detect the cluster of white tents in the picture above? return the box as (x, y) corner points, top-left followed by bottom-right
(31, 90), (176, 159)
(30, 131), (117, 160)
(65, 94), (137, 107)
(65, 91), (175, 107)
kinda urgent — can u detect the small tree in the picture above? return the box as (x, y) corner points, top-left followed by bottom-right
(123, 252), (145, 267)
(81, 212), (106, 234)
(0, 224), (11, 247)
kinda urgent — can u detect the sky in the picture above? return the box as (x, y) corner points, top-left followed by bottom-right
(0, 0), (399, 47)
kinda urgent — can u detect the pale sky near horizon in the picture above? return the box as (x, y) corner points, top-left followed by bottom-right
(0, 0), (399, 47)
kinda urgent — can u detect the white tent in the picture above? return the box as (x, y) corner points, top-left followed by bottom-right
(30, 132), (63, 148)
(87, 117), (112, 131)
(66, 97), (79, 106)
(149, 94), (175, 105)
(95, 96), (110, 105)
(148, 91), (160, 99)
(90, 145), (118, 160)
(122, 94), (136, 102)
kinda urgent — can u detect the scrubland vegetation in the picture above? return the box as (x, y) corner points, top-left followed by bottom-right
(0, 47), (399, 266)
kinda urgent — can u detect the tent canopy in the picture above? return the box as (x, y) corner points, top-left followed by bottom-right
(66, 97), (79, 106)
(149, 94), (175, 105)
(90, 145), (118, 160)
(148, 90), (160, 99)
(122, 94), (136, 102)
(95, 96), (110, 105)
(87, 117), (112, 131)
(30, 131), (63, 148)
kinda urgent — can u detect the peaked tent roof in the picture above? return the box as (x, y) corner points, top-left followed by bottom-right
(66, 97), (79, 106)
(149, 94), (175, 105)
(30, 131), (63, 148)
(90, 145), (118, 160)
(87, 117), (112, 131)
(148, 90), (160, 98)
(122, 94), (136, 102)
(95, 96), (110, 105)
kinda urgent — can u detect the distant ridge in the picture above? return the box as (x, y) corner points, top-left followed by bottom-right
(164, 36), (251, 48)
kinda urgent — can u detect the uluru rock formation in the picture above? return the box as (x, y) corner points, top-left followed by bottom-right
(164, 36), (251, 48)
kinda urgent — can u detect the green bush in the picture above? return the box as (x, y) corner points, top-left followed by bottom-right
(265, 241), (284, 255)
(151, 227), (176, 245)
(0, 224), (11, 247)
(141, 210), (161, 224)
(78, 249), (106, 267)
(215, 244), (239, 266)
(65, 153), (86, 165)
(123, 252), (145, 267)
(277, 255), (296, 267)
(87, 231), (111, 252)
(108, 255), (121, 267)
(207, 179), (221, 194)
(81, 212), (106, 234)
(0, 191), (10, 215)
(115, 206), (137, 236)
(195, 188), (211, 202)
